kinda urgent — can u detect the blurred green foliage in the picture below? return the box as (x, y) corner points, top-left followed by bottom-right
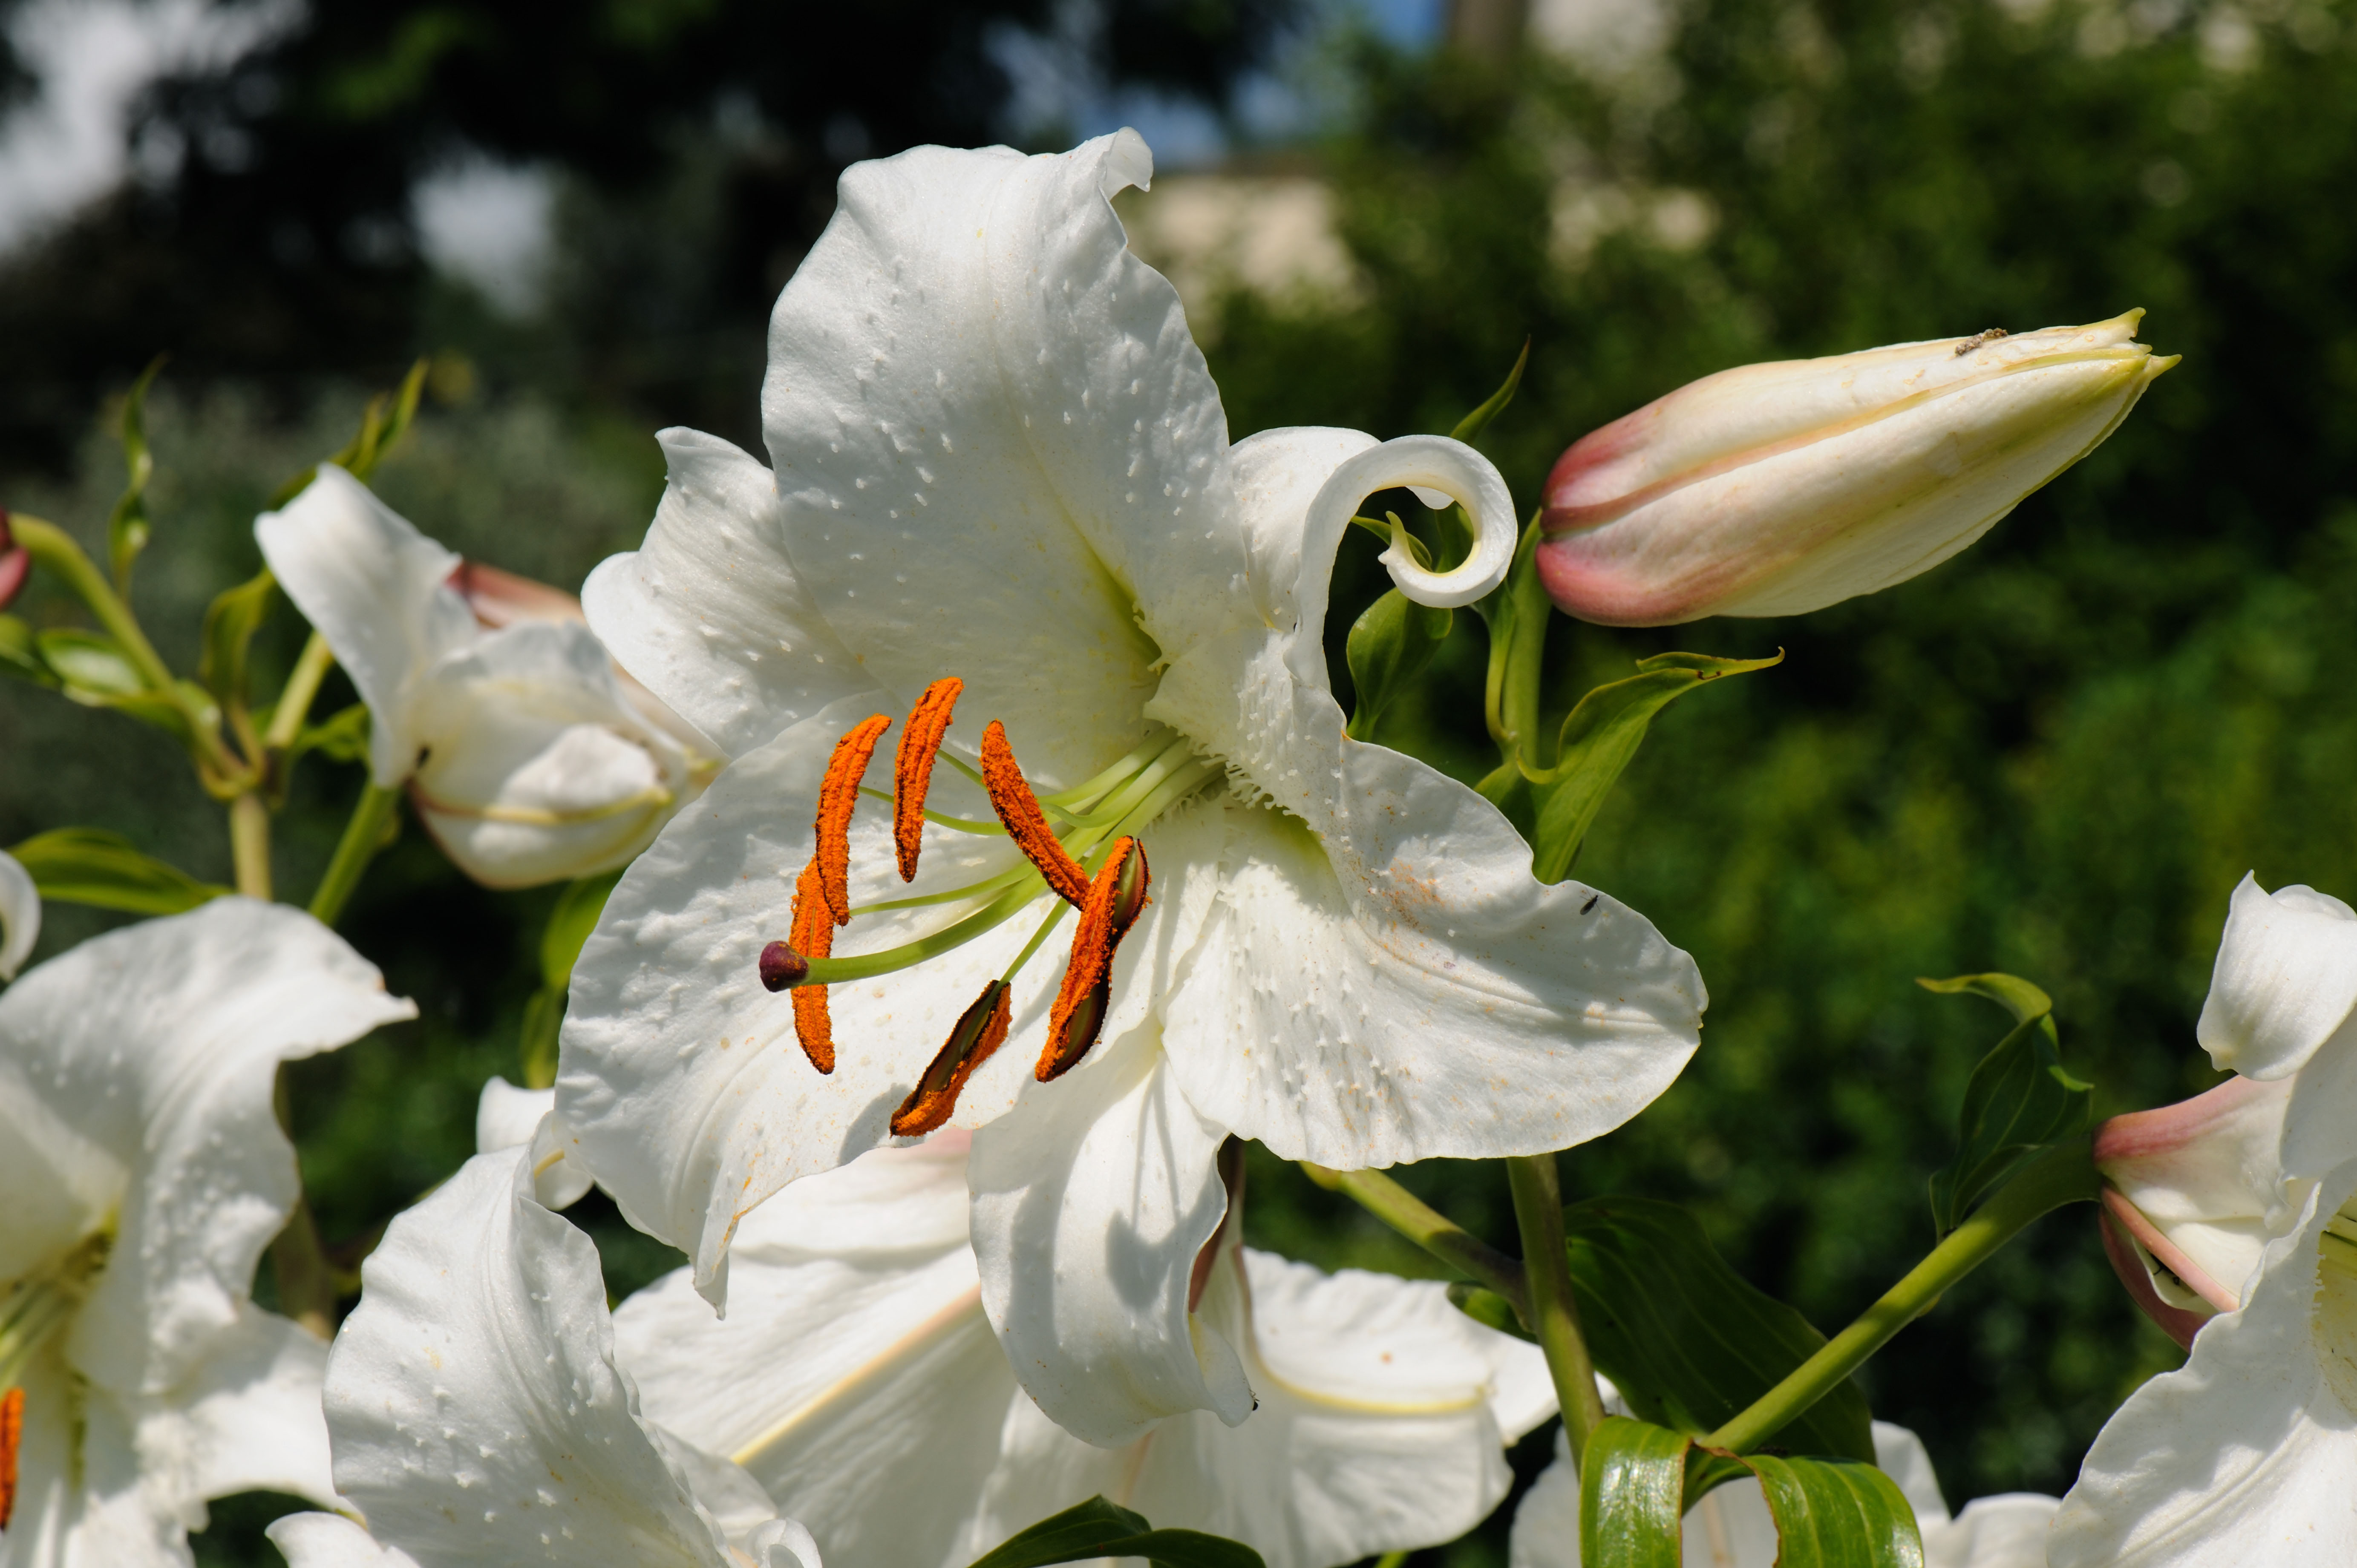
(7, 0), (2357, 1562)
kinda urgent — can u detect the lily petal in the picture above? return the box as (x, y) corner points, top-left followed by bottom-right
(2196, 873), (2357, 1081)
(326, 1148), (779, 1568)
(255, 466), (477, 786)
(2051, 1160), (2357, 1565)
(268, 1512), (425, 1568)
(0, 846), (36, 980)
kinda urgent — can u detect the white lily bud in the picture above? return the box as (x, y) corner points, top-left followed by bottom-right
(1536, 311), (2175, 625)
(257, 467), (714, 889)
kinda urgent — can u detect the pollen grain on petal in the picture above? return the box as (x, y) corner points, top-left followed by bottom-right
(1038, 837), (1150, 1081)
(788, 863), (837, 1074)
(982, 719), (1090, 906)
(891, 979), (1011, 1136)
(893, 677), (964, 883)
(815, 713), (892, 926)
(0, 1384), (22, 1531)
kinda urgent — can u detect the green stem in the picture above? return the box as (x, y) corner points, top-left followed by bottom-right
(309, 783), (399, 927)
(1301, 1162), (1529, 1318)
(10, 513), (241, 780)
(268, 1066), (337, 1338)
(1702, 1137), (2102, 1455)
(229, 791), (273, 900)
(1508, 1152), (1607, 1473)
(265, 630), (337, 754)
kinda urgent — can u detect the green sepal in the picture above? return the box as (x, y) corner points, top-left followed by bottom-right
(519, 867), (626, 1089)
(1446, 1282), (1533, 1341)
(1920, 973), (2095, 1236)
(1345, 588), (1452, 740)
(1562, 1196), (1876, 1462)
(964, 1496), (1265, 1568)
(270, 358), (429, 507)
(1579, 1416), (1689, 1568)
(7, 827), (230, 914)
(1522, 650), (1783, 883)
(1579, 1418), (1925, 1568)
(0, 614), (56, 686)
(198, 567), (277, 708)
(107, 356), (164, 593)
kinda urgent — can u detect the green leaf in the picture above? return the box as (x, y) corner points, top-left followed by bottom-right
(198, 567), (277, 707)
(8, 827), (230, 915)
(1523, 650), (1784, 883)
(1449, 339), (1531, 445)
(36, 627), (146, 695)
(271, 359), (429, 507)
(0, 614), (55, 686)
(1345, 588), (1452, 740)
(1578, 1416), (1689, 1568)
(1920, 973), (2095, 1235)
(107, 355), (165, 592)
(1562, 1196), (1876, 1462)
(963, 1496), (1265, 1568)
(518, 867), (627, 1089)
(1741, 1453), (1926, 1568)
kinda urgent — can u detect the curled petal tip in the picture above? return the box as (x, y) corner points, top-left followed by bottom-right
(1314, 434), (1519, 610)
(758, 941), (810, 992)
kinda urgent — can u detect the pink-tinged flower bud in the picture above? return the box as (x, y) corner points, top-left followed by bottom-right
(0, 508), (26, 610)
(446, 558), (588, 630)
(2092, 1073), (2294, 1348)
(1536, 312), (2176, 625)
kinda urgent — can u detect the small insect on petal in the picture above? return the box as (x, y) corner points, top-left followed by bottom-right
(893, 677), (963, 883)
(1, 1384), (23, 1531)
(787, 863), (836, 1074)
(890, 980), (1012, 1136)
(815, 713), (892, 926)
(981, 720), (1091, 906)
(1038, 837), (1150, 1081)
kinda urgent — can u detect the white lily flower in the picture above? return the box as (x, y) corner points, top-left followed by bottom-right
(303, 1143), (821, 1568)
(0, 898), (414, 1568)
(558, 128), (1705, 1446)
(0, 850), (35, 981)
(1507, 1420), (2057, 1568)
(2193, 872), (2357, 1181)
(256, 468), (714, 889)
(606, 1134), (1551, 1568)
(2050, 1156), (2357, 1565)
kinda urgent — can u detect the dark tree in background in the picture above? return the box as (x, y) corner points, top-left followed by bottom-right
(0, 0), (1304, 471)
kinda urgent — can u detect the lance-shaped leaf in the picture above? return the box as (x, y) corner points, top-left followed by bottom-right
(1579, 1416), (1690, 1568)
(965, 1496), (1266, 1568)
(1523, 650), (1783, 883)
(1345, 586), (1452, 740)
(8, 826), (230, 913)
(268, 359), (429, 507)
(35, 627), (218, 748)
(1561, 1196), (1875, 1462)
(199, 566), (277, 708)
(1739, 1453), (1926, 1568)
(107, 355), (164, 591)
(1921, 973), (2094, 1235)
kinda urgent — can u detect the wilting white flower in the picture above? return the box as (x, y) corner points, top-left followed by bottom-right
(0, 899), (413, 1568)
(557, 127), (1705, 1448)
(607, 1134), (1552, 1568)
(2052, 872), (2357, 1563)
(280, 1144), (821, 1568)
(1507, 1420), (2058, 1568)
(0, 849), (34, 981)
(256, 467), (712, 889)
(1535, 312), (2174, 625)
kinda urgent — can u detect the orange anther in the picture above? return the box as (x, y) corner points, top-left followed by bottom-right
(1038, 837), (1150, 1081)
(893, 678), (964, 883)
(0, 1384), (21, 1531)
(890, 980), (1011, 1136)
(981, 720), (1091, 907)
(787, 862), (836, 1075)
(815, 713), (892, 926)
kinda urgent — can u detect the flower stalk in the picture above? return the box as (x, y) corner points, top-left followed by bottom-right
(1507, 1152), (1608, 1472)
(1703, 1136), (2102, 1455)
(309, 782), (400, 927)
(1301, 1162), (1530, 1319)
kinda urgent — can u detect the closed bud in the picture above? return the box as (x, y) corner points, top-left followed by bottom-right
(1536, 311), (2176, 626)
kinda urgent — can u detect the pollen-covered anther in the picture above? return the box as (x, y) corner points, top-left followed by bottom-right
(1037, 837), (1150, 1082)
(893, 677), (963, 882)
(981, 719), (1092, 907)
(0, 1384), (22, 1531)
(787, 863), (836, 1074)
(815, 713), (893, 926)
(890, 979), (1012, 1136)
